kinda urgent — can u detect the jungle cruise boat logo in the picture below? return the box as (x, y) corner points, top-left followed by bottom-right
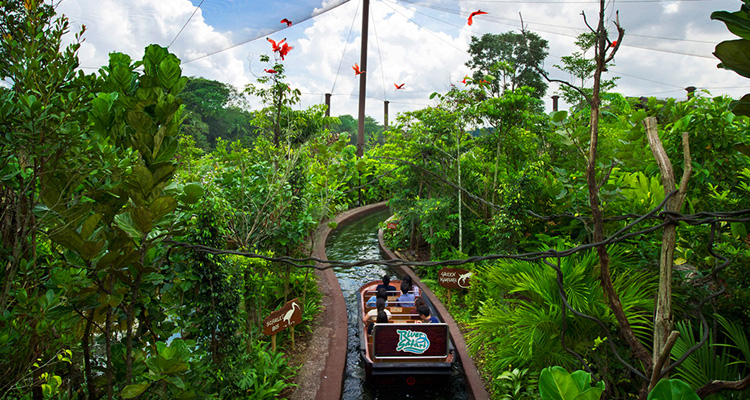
(395, 329), (430, 354)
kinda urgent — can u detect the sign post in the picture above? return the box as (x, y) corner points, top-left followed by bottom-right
(438, 267), (472, 304)
(263, 298), (303, 352)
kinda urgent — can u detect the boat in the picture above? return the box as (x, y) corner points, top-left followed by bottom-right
(357, 279), (455, 385)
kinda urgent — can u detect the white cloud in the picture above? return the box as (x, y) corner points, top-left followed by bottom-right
(55, 0), (750, 121)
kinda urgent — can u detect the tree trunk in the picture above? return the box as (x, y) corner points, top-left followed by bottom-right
(643, 118), (691, 388)
(587, 2), (654, 383)
(83, 310), (96, 400)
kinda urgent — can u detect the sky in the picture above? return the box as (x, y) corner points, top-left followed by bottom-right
(55, 0), (750, 123)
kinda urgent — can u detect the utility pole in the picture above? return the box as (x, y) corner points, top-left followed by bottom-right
(355, 0), (370, 205)
(356, 0), (369, 158)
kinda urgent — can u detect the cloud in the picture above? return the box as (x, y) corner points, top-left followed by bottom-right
(56, 0), (750, 122)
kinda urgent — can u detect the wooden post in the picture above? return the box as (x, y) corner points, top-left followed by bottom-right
(356, 0), (370, 159)
(447, 289), (452, 305)
(291, 326), (295, 347)
(384, 100), (389, 130)
(271, 334), (277, 352)
(325, 93), (331, 117)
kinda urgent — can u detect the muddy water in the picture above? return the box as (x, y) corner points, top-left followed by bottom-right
(326, 209), (470, 400)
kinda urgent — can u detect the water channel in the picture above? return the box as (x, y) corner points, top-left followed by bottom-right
(326, 209), (470, 400)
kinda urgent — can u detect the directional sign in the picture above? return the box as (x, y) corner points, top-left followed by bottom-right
(263, 298), (302, 336)
(438, 267), (472, 290)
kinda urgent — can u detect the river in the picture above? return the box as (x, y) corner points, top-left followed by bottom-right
(326, 209), (470, 400)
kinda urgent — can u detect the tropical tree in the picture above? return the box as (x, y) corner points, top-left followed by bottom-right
(465, 31), (549, 98)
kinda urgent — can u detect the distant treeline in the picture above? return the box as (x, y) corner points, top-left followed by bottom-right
(179, 77), (384, 150)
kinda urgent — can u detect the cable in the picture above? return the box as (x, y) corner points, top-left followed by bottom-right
(396, 0), (722, 46)
(331, 0), (360, 94)
(386, 0), (718, 90)
(168, 0), (205, 48)
(183, 0), (352, 64)
(371, 2), (388, 100)
(379, 1), (471, 55)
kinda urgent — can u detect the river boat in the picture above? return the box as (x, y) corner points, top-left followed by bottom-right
(357, 280), (455, 385)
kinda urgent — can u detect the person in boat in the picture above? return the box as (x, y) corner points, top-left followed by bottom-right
(417, 305), (439, 323)
(403, 274), (420, 297)
(414, 297), (425, 309)
(365, 297), (392, 320)
(366, 287), (388, 307)
(396, 280), (416, 307)
(375, 274), (397, 294)
(367, 309), (389, 335)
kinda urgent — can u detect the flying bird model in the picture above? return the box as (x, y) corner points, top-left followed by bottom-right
(264, 69), (278, 74)
(467, 10), (487, 26)
(394, 83), (405, 89)
(279, 42), (293, 60)
(353, 63), (365, 75)
(281, 18), (292, 26)
(267, 37), (286, 53)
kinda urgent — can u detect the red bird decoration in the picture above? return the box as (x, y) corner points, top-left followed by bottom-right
(352, 63), (365, 75)
(610, 40), (618, 48)
(467, 10), (487, 26)
(281, 18), (292, 26)
(461, 76), (469, 84)
(267, 37), (292, 60)
(267, 37), (286, 52)
(264, 69), (278, 74)
(394, 83), (405, 90)
(279, 42), (293, 60)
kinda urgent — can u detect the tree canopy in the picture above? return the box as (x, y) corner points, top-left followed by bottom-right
(466, 31), (549, 98)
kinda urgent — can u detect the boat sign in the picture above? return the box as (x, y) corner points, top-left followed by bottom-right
(373, 324), (449, 358)
(438, 267), (472, 289)
(396, 329), (431, 354)
(263, 298), (302, 336)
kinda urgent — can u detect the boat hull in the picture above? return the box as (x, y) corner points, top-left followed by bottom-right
(358, 280), (454, 386)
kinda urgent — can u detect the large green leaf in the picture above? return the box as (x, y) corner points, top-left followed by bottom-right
(714, 39), (750, 78)
(729, 93), (750, 117)
(539, 367), (604, 400)
(149, 196), (177, 221)
(647, 379), (700, 400)
(114, 212), (142, 240)
(711, 10), (750, 40)
(121, 383), (150, 399)
(179, 182), (204, 204)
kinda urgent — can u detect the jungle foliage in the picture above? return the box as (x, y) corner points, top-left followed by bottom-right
(0, 1), (360, 399)
(3, 0), (750, 399)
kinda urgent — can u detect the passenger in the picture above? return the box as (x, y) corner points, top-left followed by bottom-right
(365, 297), (392, 320)
(366, 287), (388, 307)
(417, 305), (439, 323)
(375, 274), (398, 294)
(367, 309), (389, 335)
(414, 297), (426, 309)
(403, 274), (421, 297)
(396, 281), (416, 307)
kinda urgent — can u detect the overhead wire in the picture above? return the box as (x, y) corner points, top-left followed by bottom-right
(182, 0), (352, 64)
(386, 0), (715, 91)
(330, 0), (361, 94)
(396, 0), (721, 46)
(370, 2), (389, 101)
(168, 0), (205, 48)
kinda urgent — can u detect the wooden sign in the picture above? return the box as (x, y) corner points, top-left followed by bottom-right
(263, 298), (302, 336)
(373, 324), (450, 358)
(438, 267), (472, 290)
